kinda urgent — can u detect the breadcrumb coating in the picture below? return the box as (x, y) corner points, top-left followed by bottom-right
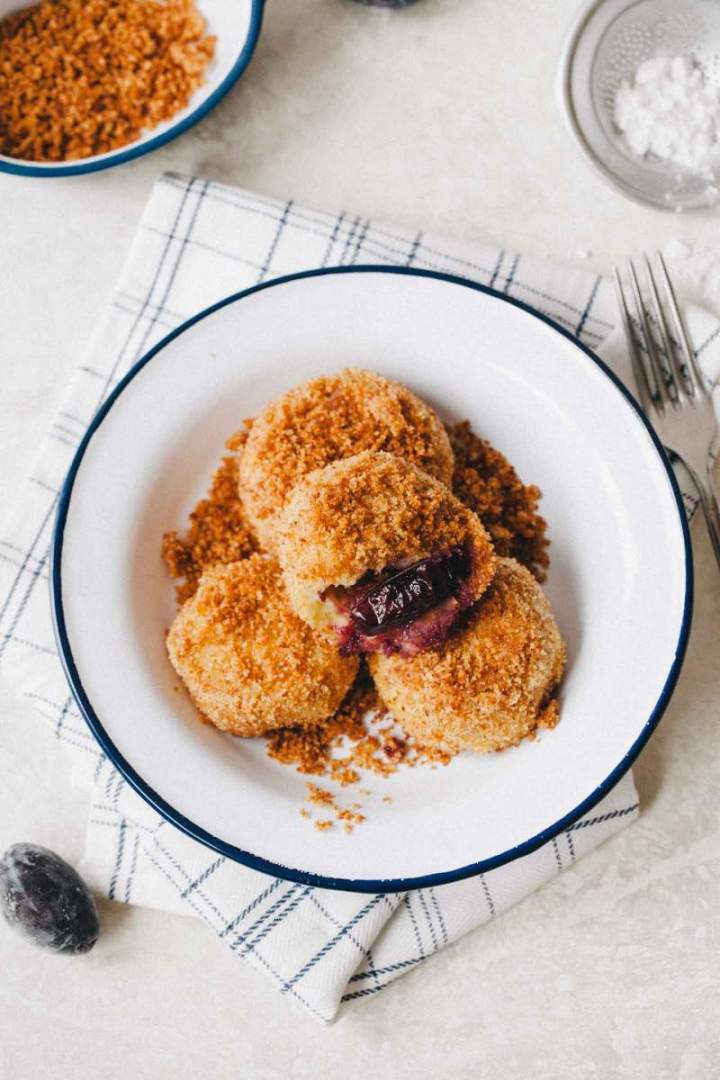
(166, 555), (358, 737)
(370, 558), (565, 753)
(161, 445), (257, 605)
(238, 369), (454, 551)
(276, 450), (496, 632)
(448, 422), (549, 581)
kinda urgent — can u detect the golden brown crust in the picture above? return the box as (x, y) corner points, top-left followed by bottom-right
(276, 451), (496, 628)
(448, 421), (550, 581)
(369, 558), (565, 753)
(238, 369), (454, 551)
(0, 0), (215, 163)
(161, 450), (258, 606)
(166, 555), (358, 737)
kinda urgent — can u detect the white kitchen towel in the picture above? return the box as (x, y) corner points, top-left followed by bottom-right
(1, 174), (717, 1023)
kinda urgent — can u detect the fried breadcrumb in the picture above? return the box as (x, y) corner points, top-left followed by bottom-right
(238, 369), (455, 551)
(166, 556), (358, 737)
(449, 421), (549, 581)
(162, 448), (258, 605)
(371, 559), (565, 753)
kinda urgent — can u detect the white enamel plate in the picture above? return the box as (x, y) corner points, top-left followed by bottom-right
(52, 268), (692, 892)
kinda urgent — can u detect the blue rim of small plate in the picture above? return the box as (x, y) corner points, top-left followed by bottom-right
(50, 264), (694, 893)
(0, 0), (265, 178)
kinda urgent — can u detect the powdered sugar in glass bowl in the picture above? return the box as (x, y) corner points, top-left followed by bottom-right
(559, 0), (720, 211)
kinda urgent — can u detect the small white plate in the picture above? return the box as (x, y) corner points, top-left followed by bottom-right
(52, 267), (691, 892)
(0, 0), (263, 178)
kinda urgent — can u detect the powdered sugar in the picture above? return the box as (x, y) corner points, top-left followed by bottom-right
(614, 54), (720, 181)
(662, 238), (720, 315)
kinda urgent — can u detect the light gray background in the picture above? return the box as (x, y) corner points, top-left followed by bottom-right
(1, 1), (719, 1077)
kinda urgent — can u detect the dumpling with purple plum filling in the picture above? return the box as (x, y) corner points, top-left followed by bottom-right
(277, 451), (496, 657)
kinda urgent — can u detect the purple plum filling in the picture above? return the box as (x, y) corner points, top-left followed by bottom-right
(324, 545), (474, 657)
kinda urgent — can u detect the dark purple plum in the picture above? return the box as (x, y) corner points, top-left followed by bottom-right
(327, 546), (474, 657)
(0, 844), (99, 954)
(348, 546), (471, 634)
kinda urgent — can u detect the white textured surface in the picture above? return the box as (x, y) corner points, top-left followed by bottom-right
(1, 0), (719, 1076)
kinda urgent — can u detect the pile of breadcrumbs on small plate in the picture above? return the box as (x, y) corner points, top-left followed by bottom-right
(0, 0), (214, 162)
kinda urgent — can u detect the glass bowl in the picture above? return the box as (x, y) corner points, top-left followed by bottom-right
(559, 0), (720, 211)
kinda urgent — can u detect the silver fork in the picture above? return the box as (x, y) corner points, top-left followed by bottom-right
(613, 252), (720, 569)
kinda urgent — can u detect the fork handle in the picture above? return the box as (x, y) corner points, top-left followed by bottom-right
(688, 465), (720, 572)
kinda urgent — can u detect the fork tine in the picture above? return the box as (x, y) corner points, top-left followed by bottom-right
(643, 253), (685, 404)
(626, 257), (667, 413)
(613, 266), (654, 413)
(656, 251), (707, 398)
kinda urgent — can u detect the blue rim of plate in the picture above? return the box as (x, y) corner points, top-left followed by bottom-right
(50, 265), (694, 893)
(0, 0), (265, 178)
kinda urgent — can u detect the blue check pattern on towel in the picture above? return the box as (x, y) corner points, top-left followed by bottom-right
(2, 173), (718, 1022)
